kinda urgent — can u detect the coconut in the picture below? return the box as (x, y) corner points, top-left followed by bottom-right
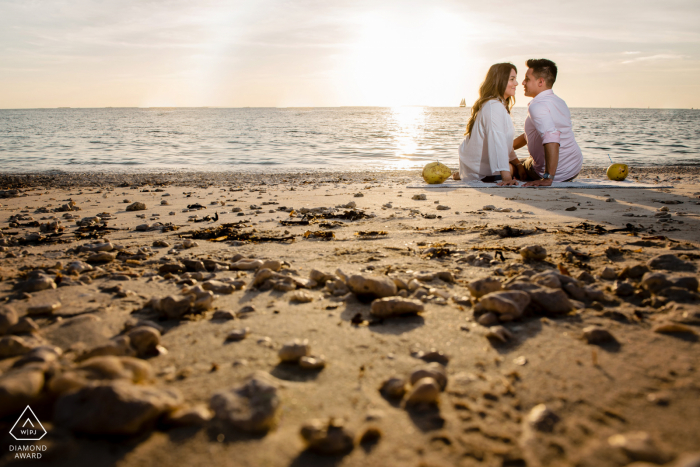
(422, 162), (452, 184)
(606, 163), (629, 181)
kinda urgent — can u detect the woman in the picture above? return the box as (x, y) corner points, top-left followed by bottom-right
(455, 63), (520, 186)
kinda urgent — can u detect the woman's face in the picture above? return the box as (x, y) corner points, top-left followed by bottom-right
(503, 69), (518, 99)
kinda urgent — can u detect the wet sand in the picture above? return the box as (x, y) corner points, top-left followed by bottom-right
(1, 167), (699, 467)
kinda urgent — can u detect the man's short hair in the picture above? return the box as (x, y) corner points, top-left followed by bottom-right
(526, 59), (557, 88)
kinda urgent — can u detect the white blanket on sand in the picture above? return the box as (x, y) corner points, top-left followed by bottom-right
(406, 178), (672, 189)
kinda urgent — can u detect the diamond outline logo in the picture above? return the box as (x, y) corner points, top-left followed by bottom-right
(9, 406), (47, 441)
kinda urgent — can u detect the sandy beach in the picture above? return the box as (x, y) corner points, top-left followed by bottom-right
(1, 166), (699, 467)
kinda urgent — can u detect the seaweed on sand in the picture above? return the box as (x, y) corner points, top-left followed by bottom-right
(183, 222), (294, 243)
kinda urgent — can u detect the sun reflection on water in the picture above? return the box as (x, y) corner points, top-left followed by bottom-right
(390, 106), (427, 166)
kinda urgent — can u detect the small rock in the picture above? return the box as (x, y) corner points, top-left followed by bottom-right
(412, 194), (427, 200)
(18, 273), (56, 292)
(640, 272), (671, 293)
(479, 290), (530, 321)
(486, 325), (513, 343)
(467, 277), (502, 298)
(436, 205), (450, 211)
(370, 297), (424, 318)
(54, 382), (182, 434)
(614, 281), (636, 297)
(151, 295), (195, 319)
(526, 404), (559, 432)
(600, 266), (618, 280)
(300, 418), (354, 455)
(652, 322), (696, 335)
(202, 280), (237, 294)
(608, 431), (671, 464)
(212, 310), (236, 321)
(0, 335), (35, 358)
(405, 377), (441, 405)
(380, 377), (407, 398)
(347, 274), (397, 298)
(278, 339), (310, 362)
(299, 355), (326, 370)
(209, 372), (280, 433)
(408, 362), (447, 390)
(647, 254), (695, 272)
(0, 368), (45, 418)
(290, 290), (314, 303)
(477, 312), (499, 326)
(520, 245), (547, 261)
(528, 288), (572, 314)
(27, 302), (61, 315)
(582, 325), (617, 344)
(87, 252), (117, 263)
(0, 305), (19, 334)
(164, 405), (213, 427)
(126, 202), (147, 211)
(127, 326), (161, 357)
(226, 328), (251, 341)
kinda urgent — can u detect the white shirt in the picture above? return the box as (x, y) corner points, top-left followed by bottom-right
(458, 99), (517, 181)
(524, 89), (583, 181)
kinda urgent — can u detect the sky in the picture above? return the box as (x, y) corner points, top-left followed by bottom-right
(1, 0), (699, 109)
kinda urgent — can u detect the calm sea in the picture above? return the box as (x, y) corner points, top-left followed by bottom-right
(0, 107), (698, 173)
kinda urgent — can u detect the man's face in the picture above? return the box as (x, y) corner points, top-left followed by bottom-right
(523, 68), (544, 98)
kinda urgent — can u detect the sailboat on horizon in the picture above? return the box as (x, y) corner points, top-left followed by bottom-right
(459, 98), (466, 108)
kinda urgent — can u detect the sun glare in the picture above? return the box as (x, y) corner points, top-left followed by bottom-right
(342, 9), (482, 107)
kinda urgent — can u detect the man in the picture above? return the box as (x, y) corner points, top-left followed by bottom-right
(510, 59), (582, 187)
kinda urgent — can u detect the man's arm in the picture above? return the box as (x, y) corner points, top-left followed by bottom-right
(524, 143), (559, 187)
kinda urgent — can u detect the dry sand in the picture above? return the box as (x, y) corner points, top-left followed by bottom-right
(1, 167), (699, 467)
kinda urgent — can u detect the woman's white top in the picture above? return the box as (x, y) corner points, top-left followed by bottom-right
(458, 99), (517, 181)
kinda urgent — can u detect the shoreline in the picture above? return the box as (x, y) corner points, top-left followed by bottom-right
(2, 166), (700, 189)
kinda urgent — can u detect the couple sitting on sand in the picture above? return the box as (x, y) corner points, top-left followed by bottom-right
(454, 59), (582, 187)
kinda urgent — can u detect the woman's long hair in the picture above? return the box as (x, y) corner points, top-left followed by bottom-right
(465, 63), (517, 137)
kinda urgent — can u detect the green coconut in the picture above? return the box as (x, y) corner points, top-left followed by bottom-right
(606, 163), (629, 181)
(422, 161), (452, 184)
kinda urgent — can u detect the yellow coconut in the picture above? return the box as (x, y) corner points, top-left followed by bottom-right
(606, 163), (629, 181)
(422, 161), (452, 184)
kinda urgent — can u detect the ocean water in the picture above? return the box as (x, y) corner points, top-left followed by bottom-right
(0, 107), (698, 173)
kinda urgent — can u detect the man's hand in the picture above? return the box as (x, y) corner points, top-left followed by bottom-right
(523, 178), (553, 187)
(497, 179), (519, 187)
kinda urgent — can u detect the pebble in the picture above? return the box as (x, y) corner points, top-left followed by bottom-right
(600, 266), (618, 280)
(290, 290), (314, 303)
(370, 297), (424, 318)
(479, 290), (530, 321)
(0, 335), (35, 358)
(436, 205), (450, 210)
(405, 377), (441, 405)
(87, 252), (117, 263)
(380, 377), (407, 398)
(212, 310), (236, 320)
(50, 356), (154, 394)
(652, 322), (696, 335)
(477, 312), (499, 326)
(0, 367), (45, 418)
(520, 245), (547, 261)
(209, 371), (280, 433)
(412, 194), (427, 200)
(299, 355), (326, 370)
(226, 328), (251, 341)
(151, 295), (195, 319)
(126, 202), (147, 211)
(582, 325), (617, 344)
(54, 382), (182, 435)
(278, 339), (311, 362)
(467, 277), (502, 298)
(27, 302), (61, 315)
(19, 272), (56, 292)
(300, 418), (355, 455)
(614, 281), (636, 297)
(202, 280), (237, 294)
(528, 288), (572, 314)
(0, 305), (18, 334)
(608, 431), (670, 464)
(526, 404), (559, 432)
(408, 362), (447, 390)
(647, 254), (695, 272)
(486, 325), (514, 343)
(347, 274), (397, 298)
(127, 326), (161, 357)
(163, 405), (213, 427)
